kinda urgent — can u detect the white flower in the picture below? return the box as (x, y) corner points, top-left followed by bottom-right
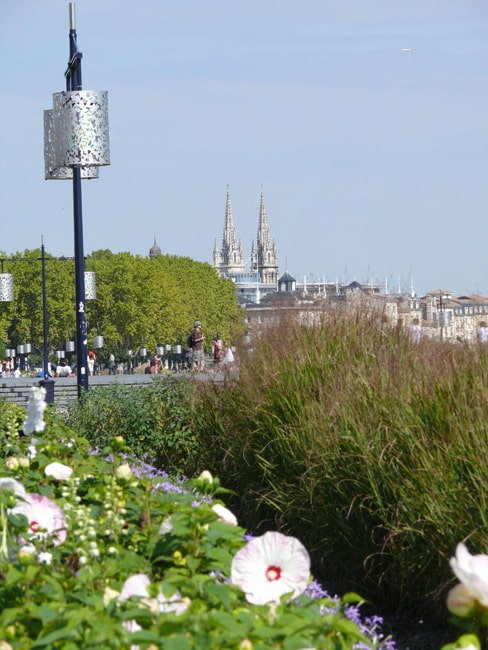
(5, 458), (19, 471)
(44, 462), (73, 481)
(38, 551), (53, 565)
(103, 587), (120, 606)
(119, 573), (188, 615)
(23, 387), (47, 434)
(20, 493), (67, 546)
(231, 531), (311, 605)
(212, 503), (238, 526)
(450, 543), (488, 607)
(0, 477), (27, 517)
(115, 464), (133, 481)
(158, 517), (173, 535)
(27, 439), (38, 459)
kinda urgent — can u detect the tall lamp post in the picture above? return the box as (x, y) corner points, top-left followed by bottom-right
(1, 246), (96, 391)
(44, 2), (110, 397)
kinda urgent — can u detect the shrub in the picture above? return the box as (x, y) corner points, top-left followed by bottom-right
(0, 387), (396, 649)
(63, 378), (200, 476)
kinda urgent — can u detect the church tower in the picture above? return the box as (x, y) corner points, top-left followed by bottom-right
(214, 189), (244, 276)
(251, 192), (278, 285)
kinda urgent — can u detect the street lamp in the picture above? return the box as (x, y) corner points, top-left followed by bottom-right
(44, 2), (110, 397)
(126, 348), (133, 375)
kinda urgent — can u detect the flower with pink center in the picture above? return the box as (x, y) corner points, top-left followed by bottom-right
(450, 543), (488, 608)
(231, 531), (311, 605)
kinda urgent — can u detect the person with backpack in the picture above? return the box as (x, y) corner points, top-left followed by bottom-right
(191, 320), (206, 371)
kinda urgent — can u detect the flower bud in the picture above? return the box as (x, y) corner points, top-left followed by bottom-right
(5, 458), (19, 471)
(115, 464), (133, 482)
(198, 470), (213, 484)
(18, 457), (30, 469)
(447, 583), (477, 618)
(238, 639), (253, 650)
(451, 633), (481, 649)
(0, 641), (14, 650)
(18, 546), (36, 565)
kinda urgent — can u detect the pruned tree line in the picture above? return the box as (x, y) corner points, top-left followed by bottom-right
(0, 249), (244, 364)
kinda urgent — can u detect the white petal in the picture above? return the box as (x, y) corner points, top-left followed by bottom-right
(45, 462), (73, 481)
(119, 574), (151, 601)
(212, 503), (238, 526)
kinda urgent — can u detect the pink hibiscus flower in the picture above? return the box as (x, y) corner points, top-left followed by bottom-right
(22, 493), (67, 546)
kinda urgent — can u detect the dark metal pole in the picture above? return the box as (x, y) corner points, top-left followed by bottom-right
(66, 3), (88, 396)
(41, 240), (49, 380)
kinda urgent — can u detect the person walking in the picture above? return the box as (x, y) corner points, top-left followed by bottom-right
(192, 320), (206, 371)
(108, 353), (116, 375)
(212, 335), (222, 367)
(222, 341), (235, 372)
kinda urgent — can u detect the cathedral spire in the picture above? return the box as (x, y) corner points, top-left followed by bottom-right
(223, 189), (237, 250)
(258, 191), (270, 247)
(213, 188), (244, 276)
(251, 191), (279, 285)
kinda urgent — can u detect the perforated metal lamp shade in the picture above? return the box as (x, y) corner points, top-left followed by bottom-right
(93, 335), (104, 349)
(44, 110), (99, 180)
(52, 90), (110, 167)
(84, 271), (96, 300)
(0, 274), (14, 301)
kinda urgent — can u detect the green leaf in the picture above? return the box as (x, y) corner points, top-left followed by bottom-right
(32, 626), (80, 647)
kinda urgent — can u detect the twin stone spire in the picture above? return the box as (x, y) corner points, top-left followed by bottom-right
(213, 190), (279, 285)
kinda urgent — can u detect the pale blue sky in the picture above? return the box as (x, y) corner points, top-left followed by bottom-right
(1, 1), (488, 296)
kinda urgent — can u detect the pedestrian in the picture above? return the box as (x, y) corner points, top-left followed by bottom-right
(212, 335), (222, 366)
(108, 352), (116, 375)
(410, 318), (422, 344)
(222, 341), (235, 370)
(56, 359), (73, 377)
(87, 350), (96, 376)
(191, 320), (206, 371)
(150, 354), (160, 374)
(478, 321), (488, 344)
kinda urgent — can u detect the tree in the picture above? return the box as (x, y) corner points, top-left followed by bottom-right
(0, 249), (244, 363)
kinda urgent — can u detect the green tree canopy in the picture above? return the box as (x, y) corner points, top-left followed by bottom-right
(0, 249), (244, 363)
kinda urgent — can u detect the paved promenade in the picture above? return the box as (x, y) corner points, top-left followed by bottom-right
(0, 370), (228, 408)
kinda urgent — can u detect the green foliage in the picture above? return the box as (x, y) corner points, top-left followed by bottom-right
(0, 400), (26, 455)
(63, 378), (200, 477)
(191, 307), (488, 616)
(0, 249), (244, 358)
(0, 393), (381, 650)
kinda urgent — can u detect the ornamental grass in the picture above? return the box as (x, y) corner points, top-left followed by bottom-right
(192, 305), (488, 616)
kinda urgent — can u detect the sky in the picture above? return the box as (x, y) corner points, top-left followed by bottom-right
(1, 0), (488, 297)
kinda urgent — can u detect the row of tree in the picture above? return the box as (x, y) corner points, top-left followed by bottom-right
(0, 249), (245, 364)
